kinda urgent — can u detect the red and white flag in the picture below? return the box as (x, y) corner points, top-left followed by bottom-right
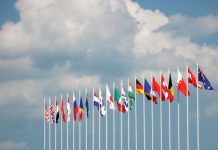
(106, 84), (115, 110)
(44, 105), (50, 124)
(152, 76), (165, 101)
(177, 69), (190, 96)
(188, 67), (202, 89)
(161, 75), (169, 99)
(67, 94), (71, 122)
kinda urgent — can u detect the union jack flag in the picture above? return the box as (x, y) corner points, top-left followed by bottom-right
(44, 105), (50, 124)
(198, 66), (213, 90)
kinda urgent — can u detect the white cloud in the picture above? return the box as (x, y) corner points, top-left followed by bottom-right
(0, 141), (28, 150)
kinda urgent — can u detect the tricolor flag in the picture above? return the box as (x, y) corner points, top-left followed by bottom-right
(168, 73), (174, 102)
(177, 69), (190, 96)
(61, 98), (67, 123)
(144, 78), (157, 104)
(73, 93), (78, 121)
(49, 102), (55, 124)
(67, 94), (71, 122)
(128, 81), (135, 110)
(198, 66), (213, 90)
(79, 96), (84, 121)
(114, 87), (126, 113)
(121, 81), (128, 112)
(136, 79), (144, 94)
(161, 75), (169, 99)
(85, 92), (89, 118)
(106, 84), (115, 110)
(55, 97), (59, 123)
(44, 104), (50, 124)
(99, 88), (106, 117)
(93, 91), (100, 108)
(152, 76), (165, 101)
(188, 67), (202, 89)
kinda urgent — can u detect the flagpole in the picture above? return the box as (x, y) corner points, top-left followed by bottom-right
(128, 78), (130, 150)
(143, 75), (146, 150)
(160, 71), (163, 150)
(113, 82), (115, 150)
(106, 84), (108, 150)
(49, 97), (51, 150)
(92, 88), (95, 150)
(186, 64), (190, 150)
(151, 75), (154, 150)
(61, 95), (63, 150)
(44, 97), (46, 150)
(177, 67), (180, 150)
(99, 86), (101, 150)
(120, 80), (123, 150)
(79, 91), (81, 150)
(135, 77), (138, 150)
(73, 93), (75, 150)
(55, 96), (57, 150)
(86, 89), (88, 150)
(67, 93), (69, 150)
(197, 61), (200, 150)
(168, 70), (171, 150)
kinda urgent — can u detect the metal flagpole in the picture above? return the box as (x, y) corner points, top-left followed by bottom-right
(113, 82), (115, 150)
(186, 64), (190, 150)
(61, 95), (63, 150)
(106, 84), (108, 150)
(160, 71), (163, 150)
(143, 75), (146, 150)
(73, 93), (75, 150)
(86, 89), (88, 150)
(92, 88), (95, 150)
(44, 97), (46, 150)
(79, 91), (81, 150)
(67, 93), (69, 150)
(177, 67), (180, 150)
(55, 96), (57, 150)
(135, 77), (137, 150)
(99, 86), (101, 150)
(121, 80), (123, 150)
(151, 74), (154, 150)
(197, 61), (200, 150)
(49, 97), (51, 150)
(168, 69), (171, 150)
(128, 78), (130, 150)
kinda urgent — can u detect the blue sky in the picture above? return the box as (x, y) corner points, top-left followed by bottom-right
(0, 0), (217, 150)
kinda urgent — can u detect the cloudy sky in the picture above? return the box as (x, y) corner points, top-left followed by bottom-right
(0, 0), (218, 150)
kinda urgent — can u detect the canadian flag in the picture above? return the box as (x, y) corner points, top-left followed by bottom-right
(177, 69), (190, 96)
(188, 67), (202, 89)
(161, 75), (169, 99)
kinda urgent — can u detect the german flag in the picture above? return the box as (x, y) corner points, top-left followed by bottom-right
(136, 79), (144, 94)
(168, 73), (174, 102)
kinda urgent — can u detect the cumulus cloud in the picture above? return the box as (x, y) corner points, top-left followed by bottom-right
(0, 141), (28, 150)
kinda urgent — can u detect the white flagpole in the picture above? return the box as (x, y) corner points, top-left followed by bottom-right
(86, 89), (88, 150)
(143, 75), (146, 150)
(61, 95), (63, 150)
(160, 71), (163, 150)
(67, 93), (69, 150)
(151, 75), (154, 150)
(49, 97), (51, 150)
(168, 70), (171, 150)
(128, 78), (130, 150)
(92, 88), (95, 150)
(44, 97), (46, 150)
(113, 82), (115, 150)
(106, 84), (108, 150)
(177, 67), (180, 150)
(55, 96), (57, 150)
(197, 61), (200, 150)
(120, 80), (123, 150)
(79, 91), (81, 150)
(186, 64), (190, 150)
(135, 77), (137, 150)
(99, 86), (101, 150)
(73, 93), (75, 150)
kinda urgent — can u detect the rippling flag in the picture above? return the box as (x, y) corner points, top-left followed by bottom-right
(198, 66), (213, 90)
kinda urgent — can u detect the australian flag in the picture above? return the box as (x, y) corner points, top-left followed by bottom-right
(198, 66), (214, 90)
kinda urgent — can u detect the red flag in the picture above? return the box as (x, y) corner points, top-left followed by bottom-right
(61, 98), (66, 123)
(161, 75), (169, 99)
(177, 70), (190, 96)
(188, 67), (202, 89)
(152, 76), (165, 101)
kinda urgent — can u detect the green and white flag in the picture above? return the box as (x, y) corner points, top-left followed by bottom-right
(128, 81), (135, 110)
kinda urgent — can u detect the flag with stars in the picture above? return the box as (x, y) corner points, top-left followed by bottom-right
(198, 66), (213, 90)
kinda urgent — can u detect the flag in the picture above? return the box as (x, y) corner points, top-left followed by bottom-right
(144, 78), (157, 104)
(168, 73), (174, 102)
(198, 66), (213, 90)
(99, 88), (106, 117)
(121, 81), (128, 112)
(136, 79), (144, 94)
(114, 87), (126, 113)
(152, 76), (165, 101)
(55, 97), (59, 123)
(93, 91), (100, 108)
(79, 96), (84, 121)
(85, 92), (89, 118)
(106, 84), (115, 110)
(44, 104), (50, 124)
(73, 93), (78, 121)
(67, 94), (71, 122)
(128, 81), (135, 110)
(188, 67), (202, 89)
(61, 98), (67, 123)
(49, 102), (55, 124)
(177, 69), (190, 96)
(161, 75), (169, 98)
